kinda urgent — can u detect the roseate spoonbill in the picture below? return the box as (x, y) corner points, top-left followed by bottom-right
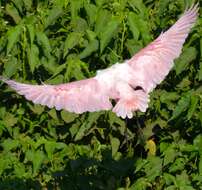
(0, 4), (198, 119)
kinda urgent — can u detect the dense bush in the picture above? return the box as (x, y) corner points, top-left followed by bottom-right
(0, 0), (201, 189)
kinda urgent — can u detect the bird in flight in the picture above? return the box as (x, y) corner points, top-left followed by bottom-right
(0, 4), (198, 119)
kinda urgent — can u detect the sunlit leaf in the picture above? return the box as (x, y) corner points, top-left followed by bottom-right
(61, 110), (78, 123)
(110, 137), (120, 157)
(145, 139), (156, 156)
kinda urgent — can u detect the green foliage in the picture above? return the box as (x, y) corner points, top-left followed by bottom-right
(0, 0), (201, 189)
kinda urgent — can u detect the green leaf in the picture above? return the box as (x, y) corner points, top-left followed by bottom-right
(95, 0), (107, 7)
(128, 12), (140, 41)
(69, 123), (80, 138)
(72, 17), (88, 32)
(84, 3), (98, 25)
(36, 31), (51, 58)
(26, 24), (35, 45)
(169, 158), (185, 173)
(0, 158), (9, 175)
(47, 74), (64, 84)
(197, 60), (202, 81)
(169, 92), (191, 121)
(63, 32), (83, 57)
(44, 141), (56, 159)
(187, 95), (199, 120)
(175, 171), (193, 188)
(174, 47), (197, 75)
(61, 110), (78, 123)
(27, 44), (40, 72)
(28, 104), (44, 115)
(3, 113), (18, 127)
(25, 150), (45, 175)
(65, 58), (89, 81)
(127, 11), (151, 44)
(158, 0), (171, 16)
(75, 112), (101, 141)
(95, 9), (111, 34)
(144, 156), (162, 181)
(7, 25), (22, 54)
(130, 178), (150, 190)
(99, 17), (120, 53)
(199, 156), (202, 176)
(79, 39), (99, 59)
(193, 135), (202, 155)
(1, 139), (20, 151)
(126, 39), (143, 56)
(32, 150), (46, 174)
(162, 144), (177, 166)
(163, 173), (176, 186)
(110, 137), (120, 157)
(44, 6), (63, 28)
(23, 0), (33, 11)
(48, 109), (58, 120)
(160, 91), (180, 103)
(11, 0), (24, 13)
(5, 3), (21, 24)
(4, 56), (19, 77)
(70, 0), (83, 21)
(14, 162), (26, 178)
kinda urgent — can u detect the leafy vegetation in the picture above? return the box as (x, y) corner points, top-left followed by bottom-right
(0, 0), (201, 189)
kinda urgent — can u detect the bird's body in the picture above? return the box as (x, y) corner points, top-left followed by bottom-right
(0, 4), (199, 119)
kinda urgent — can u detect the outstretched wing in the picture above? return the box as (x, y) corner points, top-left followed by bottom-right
(1, 77), (112, 113)
(128, 3), (198, 93)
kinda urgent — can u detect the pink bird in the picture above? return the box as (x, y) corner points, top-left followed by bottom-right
(0, 4), (198, 119)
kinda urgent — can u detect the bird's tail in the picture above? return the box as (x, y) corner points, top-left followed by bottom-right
(112, 90), (149, 119)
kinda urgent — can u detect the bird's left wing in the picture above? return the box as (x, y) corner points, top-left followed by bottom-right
(127, 4), (198, 93)
(1, 77), (112, 113)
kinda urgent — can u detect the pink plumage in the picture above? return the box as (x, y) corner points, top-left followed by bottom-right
(0, 4), (198, 119)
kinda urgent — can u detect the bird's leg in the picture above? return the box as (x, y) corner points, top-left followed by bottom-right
(124, 117), (129, 141)
(120, 117), (129, 148)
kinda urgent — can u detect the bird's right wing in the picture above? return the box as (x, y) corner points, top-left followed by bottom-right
(128, 4), (198, 93)
(1, 77), (112, 114)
